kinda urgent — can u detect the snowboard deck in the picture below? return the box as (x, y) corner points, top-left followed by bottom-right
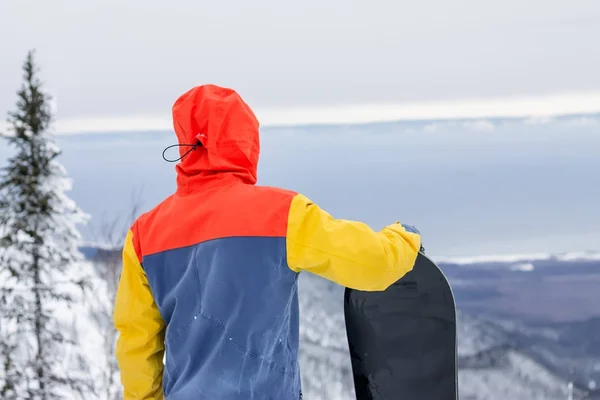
(344, 252), (458, 400)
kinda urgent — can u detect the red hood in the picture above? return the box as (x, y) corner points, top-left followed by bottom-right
(171, 85), (260, 192)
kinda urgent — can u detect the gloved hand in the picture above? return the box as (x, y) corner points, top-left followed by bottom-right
(401, 224), (425, 254)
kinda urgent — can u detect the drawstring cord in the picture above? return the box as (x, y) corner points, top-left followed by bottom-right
(162, 140), (202, 162)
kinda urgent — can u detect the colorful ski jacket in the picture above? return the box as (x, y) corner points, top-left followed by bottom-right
(113, 84), (421, 400)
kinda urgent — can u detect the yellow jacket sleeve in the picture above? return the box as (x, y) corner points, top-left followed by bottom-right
(286, 193), (421, 291)
(113, 229), (166, 400)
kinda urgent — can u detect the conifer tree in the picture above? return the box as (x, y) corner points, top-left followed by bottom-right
(0, 50), (92, 400)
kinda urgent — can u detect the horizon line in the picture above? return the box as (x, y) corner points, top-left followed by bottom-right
(2, 90), (600, 135)
(78, 240), (600, 263)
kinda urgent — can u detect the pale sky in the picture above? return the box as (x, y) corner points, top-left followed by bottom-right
(1, 0), (600, 133)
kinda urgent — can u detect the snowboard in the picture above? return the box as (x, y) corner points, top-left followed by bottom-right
(344, 251), (458, 400)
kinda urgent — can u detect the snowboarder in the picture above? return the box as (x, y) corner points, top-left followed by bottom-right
(113, 84), (422, 399)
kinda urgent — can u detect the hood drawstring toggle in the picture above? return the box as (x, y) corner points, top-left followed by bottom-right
(162, 140), (203, 163)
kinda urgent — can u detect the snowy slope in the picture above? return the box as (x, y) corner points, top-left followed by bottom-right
(297, 270), (355, 400)
(459, 350), (578, 400)
(0, 258), (119, 400)
(63, 260), (121, 400)
(297, 271), (597, 400)
(81, 248), (599, 400)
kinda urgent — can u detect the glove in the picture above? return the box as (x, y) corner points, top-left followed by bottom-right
(401, 224), (425, 254)
(401, 224), (419, 234)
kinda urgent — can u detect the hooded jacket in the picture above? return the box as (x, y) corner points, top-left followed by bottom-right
(113, 84), (421, 400)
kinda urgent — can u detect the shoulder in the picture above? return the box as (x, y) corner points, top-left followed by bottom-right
(253, 184), (297, 199)
(243, 184), (302, 212)
(129, 193), (177, 245)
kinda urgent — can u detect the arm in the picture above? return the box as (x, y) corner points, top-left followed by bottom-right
(113, 228), (166, 400)
(286, 193), (421, 291)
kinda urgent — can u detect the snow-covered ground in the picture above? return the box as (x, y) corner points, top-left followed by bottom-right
(297, 270), (600, 400)
(64, 248), (600, 400)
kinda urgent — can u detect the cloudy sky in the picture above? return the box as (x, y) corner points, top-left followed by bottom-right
(1, 0), (599, 132)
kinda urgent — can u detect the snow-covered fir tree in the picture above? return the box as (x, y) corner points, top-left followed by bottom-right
(0, 50), (93, 400)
